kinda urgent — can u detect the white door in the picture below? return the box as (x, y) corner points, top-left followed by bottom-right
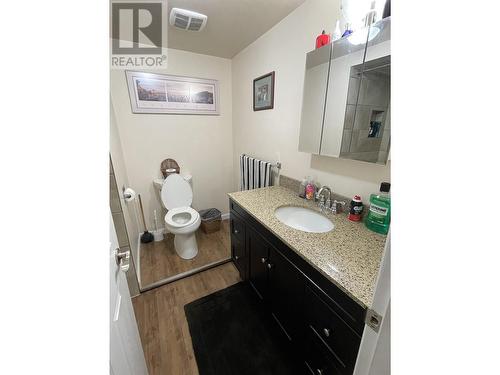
(354, 231), (391, 375)
(110, 214), (148, 375)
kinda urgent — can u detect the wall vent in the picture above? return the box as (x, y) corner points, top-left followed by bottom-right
(169, 8), (207, 32)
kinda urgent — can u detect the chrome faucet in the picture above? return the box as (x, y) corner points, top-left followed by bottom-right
(316, 186), (346, 214)
(315, 186), (331, 212)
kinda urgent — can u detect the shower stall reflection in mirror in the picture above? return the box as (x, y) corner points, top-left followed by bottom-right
(340, 55), (391, 164)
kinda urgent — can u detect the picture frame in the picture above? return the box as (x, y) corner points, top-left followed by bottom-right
(253, 71), (275, 111)
(125, 71), (219, 115)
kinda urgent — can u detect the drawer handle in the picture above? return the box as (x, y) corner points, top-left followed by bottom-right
(316, 369), (324, 375)
(234, 229), (239, 234)
(261, 257), (267, 264)
(323, 328), (331, 337)
(234, 255), (239, 260)
(267, 263), (274, 270)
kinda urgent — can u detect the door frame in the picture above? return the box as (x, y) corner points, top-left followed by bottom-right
(353, 231), (391, 375)
(110, 213), (148, 375)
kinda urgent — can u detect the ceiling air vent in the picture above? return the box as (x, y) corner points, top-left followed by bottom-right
(169, 8), (207, 32)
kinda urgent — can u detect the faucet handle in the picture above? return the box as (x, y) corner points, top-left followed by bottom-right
(331, 200), (346, 214)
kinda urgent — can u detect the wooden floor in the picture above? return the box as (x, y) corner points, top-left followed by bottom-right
(140, 220), (231, 287)
(132, 262), (241, 375)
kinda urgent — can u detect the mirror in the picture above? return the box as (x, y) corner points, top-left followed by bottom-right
(340, 55), (390, 163)
(298, 44), (331, 154)
(320, 31), (368, 157)
(298, 17), (391, 164)
(340, 18), (391, 164)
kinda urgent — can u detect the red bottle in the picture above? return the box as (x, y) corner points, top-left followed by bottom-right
(315, 30), (330, 49)
(348, 195), (364, 222)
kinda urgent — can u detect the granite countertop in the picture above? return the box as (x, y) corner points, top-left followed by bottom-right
(228, 186), (387, 309)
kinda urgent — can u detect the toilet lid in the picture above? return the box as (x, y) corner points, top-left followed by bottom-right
(161, 173), (193, 210)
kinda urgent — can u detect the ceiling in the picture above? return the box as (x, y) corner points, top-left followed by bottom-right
(167, 0), (306, 58)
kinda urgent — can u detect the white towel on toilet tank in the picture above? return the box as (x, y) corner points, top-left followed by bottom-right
(240, 154), (272, 191)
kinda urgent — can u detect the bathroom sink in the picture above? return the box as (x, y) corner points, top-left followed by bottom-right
(274, 206), (334, 233)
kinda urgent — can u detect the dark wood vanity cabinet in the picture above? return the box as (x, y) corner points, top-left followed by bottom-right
(230, 199), (366, 375)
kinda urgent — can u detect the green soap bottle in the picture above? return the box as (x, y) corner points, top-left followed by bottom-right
(365, 182), (391, 235)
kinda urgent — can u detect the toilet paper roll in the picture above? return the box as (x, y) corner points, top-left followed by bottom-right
(123, 188), (136, 202)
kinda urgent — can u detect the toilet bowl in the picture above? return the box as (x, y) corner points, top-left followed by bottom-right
(161, 174), (200, 259)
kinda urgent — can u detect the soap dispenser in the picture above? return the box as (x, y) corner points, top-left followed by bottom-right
(305, 177), (316, 200)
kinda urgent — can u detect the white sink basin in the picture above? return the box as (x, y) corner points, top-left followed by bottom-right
(274, 206), (334, 233)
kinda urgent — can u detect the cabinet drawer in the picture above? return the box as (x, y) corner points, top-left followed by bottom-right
(304, 286), (362, 375)
(304, 327), (342, 375)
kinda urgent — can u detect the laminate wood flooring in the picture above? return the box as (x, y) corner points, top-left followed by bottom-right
(140, 220), (230, 287)
(132, 262), (241, 375)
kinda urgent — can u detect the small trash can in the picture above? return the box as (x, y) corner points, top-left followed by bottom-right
(199, 208), (222, 234)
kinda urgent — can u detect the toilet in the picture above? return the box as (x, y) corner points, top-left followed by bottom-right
(161, 174), (201, 260)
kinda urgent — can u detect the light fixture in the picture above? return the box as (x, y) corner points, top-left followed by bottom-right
(341, 0), (374, 30)
(341, 0), (387, 35)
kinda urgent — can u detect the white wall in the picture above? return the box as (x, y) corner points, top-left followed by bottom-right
(110, 49), (233, 228)
(232, 0), (390, 200)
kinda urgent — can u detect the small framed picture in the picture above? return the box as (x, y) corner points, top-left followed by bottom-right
(253, 71), (275, 111)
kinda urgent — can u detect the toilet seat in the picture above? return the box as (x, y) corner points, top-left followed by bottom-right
(165, 207), (199, 228)
(161, 174), (193, 210)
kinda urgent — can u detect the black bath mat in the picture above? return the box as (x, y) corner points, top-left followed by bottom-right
(184, 282), (301, 375)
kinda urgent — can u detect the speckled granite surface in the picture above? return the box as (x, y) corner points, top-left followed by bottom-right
(228, 186), (387, 309)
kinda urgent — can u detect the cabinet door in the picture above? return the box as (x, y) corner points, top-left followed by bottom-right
(230, 212), (247, 280)
(231, 237), (247, 280)
(230, 211), (245, 243)
(268, 246), (304, 342)
(247, 227), (269, 300)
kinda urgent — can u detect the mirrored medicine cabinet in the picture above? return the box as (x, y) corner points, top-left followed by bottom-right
(299, 17), (391, 164)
